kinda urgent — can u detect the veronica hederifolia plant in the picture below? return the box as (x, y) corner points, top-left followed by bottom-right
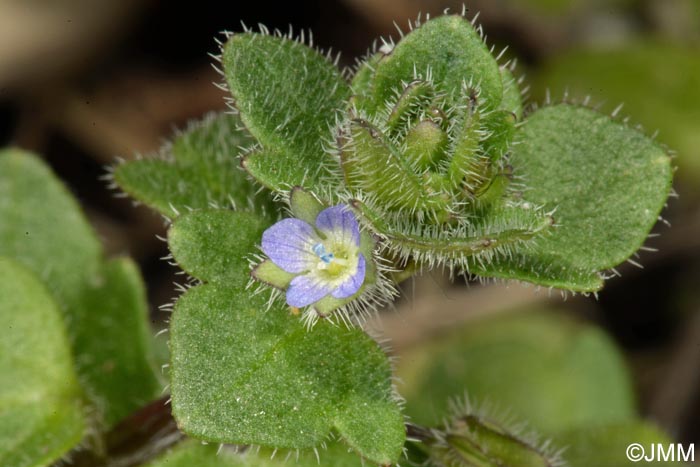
(110, 9), (674, 467)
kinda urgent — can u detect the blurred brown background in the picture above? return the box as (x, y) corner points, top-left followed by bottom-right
(1, 0), (698, 448)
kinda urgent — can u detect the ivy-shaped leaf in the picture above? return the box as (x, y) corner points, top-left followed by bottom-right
(168, 210), (405, 465)
(472, 104), (673, 291)
(222, 32), (351, 191)
(0, 149), (161, 427)
(114, 112), (274, 219)
(0, 259), (85, 467)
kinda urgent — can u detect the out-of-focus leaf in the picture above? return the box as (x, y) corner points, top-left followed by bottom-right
(0, 258), (85, 467)
(146, 439), (367, 467)
(397, 309), (635, 434)
(557, 421), (680, 466)
(0, 149), (161, 427)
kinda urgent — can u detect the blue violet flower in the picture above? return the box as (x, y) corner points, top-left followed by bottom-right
(261, 205), (366, 307)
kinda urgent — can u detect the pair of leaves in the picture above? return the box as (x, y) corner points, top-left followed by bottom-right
(0, 150), (162, 465)
(167, 210), (405, 465)
(115, 113), (406, 463)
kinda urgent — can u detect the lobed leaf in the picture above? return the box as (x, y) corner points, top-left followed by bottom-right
(473, 104), (673, 291)
(223, 32), (351, 191)
(114, 112), (274, 219)
(168, 211), (404, 465)
(0, 259), (85, 467)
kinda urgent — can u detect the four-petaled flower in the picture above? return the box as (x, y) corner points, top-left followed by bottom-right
(261, 205), (366, 307)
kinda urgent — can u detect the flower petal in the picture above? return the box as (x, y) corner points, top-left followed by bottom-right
(315, 205), (360, 247)
(331, 253), (366, 299)
(261, 218), (318, 273)
(286, 274), (335, 307)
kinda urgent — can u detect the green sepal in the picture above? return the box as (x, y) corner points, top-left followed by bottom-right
(289, 186), (325, 224)
(404, 120), (448, 170)
(251, 259), (294, 290)
(342, 119), (450, 216)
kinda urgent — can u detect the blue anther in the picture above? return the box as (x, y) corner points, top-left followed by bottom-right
(313, 243), (334, 264)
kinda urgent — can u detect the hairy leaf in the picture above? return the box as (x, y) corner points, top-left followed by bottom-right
(223, 33), (351, 191)
(0, 149), (161, 426)
(146, 439), (367, 467)
(535, 42), (700, 183)
(359, 15), (503, 113)
(168, 211), (404, 464)
(114, 112), (273, 218)
(0, 259), (85, 467)
(473, 104), (673, 291)
(398, 309), (635, 434)
(168, 209), (270, 287)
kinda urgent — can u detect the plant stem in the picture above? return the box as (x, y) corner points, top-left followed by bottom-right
(56, 396), (184, 467)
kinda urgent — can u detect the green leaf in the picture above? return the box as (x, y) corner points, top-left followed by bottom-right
(473, 104), (673, 291)
(168, 209), (270, 288)
(0, 149), (161, 426)
(500, 67), (524, 119)
(0, 258), (85, 467)
(360, 15), (503, 113)
(168, 210), (404, 464)
(145, 439), (367, 467)
(557, 421), (679, 467)
(171, 284), (404, 465)
(0, 149), (102, 307)
(71, 258), (162, 425)
(223, 33), (351, 191)
(114, 112), (274, 219)
(397, 309), (635, 434)
(534, 41), (700, 184)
